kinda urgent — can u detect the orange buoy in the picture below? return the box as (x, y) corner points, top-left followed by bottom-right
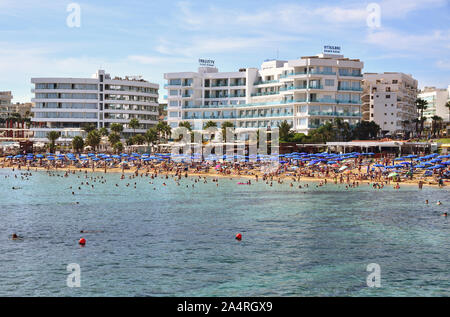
(78, 238), (86, 245)
(235, 233), (242, 241)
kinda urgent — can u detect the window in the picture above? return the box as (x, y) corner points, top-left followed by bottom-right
(386, 95), (391, 99)
(371, 114), (374, 117)
(325, 79), (334, 86)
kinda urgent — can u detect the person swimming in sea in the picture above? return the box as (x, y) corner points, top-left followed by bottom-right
(11, 233), (22, 240)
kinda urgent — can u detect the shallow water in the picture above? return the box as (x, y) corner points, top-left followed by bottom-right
(0, 168), (449, 296)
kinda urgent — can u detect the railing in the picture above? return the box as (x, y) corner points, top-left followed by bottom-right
(280, 72), (308, 78)
(254, 80), (280, 85)
(204, 95), (229, 99)
(230, 82), (246, 86)
(337, 87), (363, 91)
(211, 83), (229, 87)
(280, 85), (307, 91)
(338, 73), (363, 77)
(251, 91), (279, 97)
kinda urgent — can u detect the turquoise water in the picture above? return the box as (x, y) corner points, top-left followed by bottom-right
(0, 168), (449, 296)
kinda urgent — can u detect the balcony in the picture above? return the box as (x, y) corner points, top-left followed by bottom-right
(211, 83), (229, 87)
(254, 80), (280, 85)
(337, 87), (363, 92)
(205, 95), (229, 99)
(251, 91), (279, 97)
(338, 73), (363, 77)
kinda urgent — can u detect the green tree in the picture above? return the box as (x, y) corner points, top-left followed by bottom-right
(278, 120), (292, 142)
(108, 133), (121, 147)
(221, 121), (234, 142)
(445, 101), (450, 131)
(46, 131), (60, 153)
(204, 121), (217, 129)
(113, 141), (123, 154)
(144, 128), (158, 152)
(72, 136), (84, 153)
(129, 118), (140, 134)
(85, 130), (101, 150)
(352, 121), (380, 140)
(133, 134), (145, 145)
(99, 127), (109, 137)
(110, 123), (124, 135)
(157, 121), (172, 143)
(416, 98), (428, 137)
(82, 123), (96, 134)
(431, 115), (443, 138)
(178, 121), (192, 131)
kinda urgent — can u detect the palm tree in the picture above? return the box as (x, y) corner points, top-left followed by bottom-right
(156, 121), (172, 143)
(128, 118), (140, 135)
(144, 128), (158, 153)
(85, 130), (101, 151)
(204, 121), (217, 129)
(178, 121), (192, 131)
(221, 121), (234, 142)
(110, 123), (124, 135)
(113, 141), (123, 154)
(46, 131), (60, 153)
(445, 101), (450, 134)
(72, 136), (84, 153)
(431, 115), (443, 138)
(401, 120), (410, 138)
(415, 98), (428, 137)
(108, 133), (121, 148)
(133, 134), (145, 145)
(82, 123), (96, 134)
(203, 121), (218, 141)
(99, 127), (109, 137)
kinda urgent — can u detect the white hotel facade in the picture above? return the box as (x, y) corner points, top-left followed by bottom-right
(164, 53), (364, 134)
(362, 73), (418, 136)
(31, 70), (159, 143)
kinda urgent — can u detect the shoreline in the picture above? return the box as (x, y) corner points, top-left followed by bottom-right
(1, 164), (446, 189)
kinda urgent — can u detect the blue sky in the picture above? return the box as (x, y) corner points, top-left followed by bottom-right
(1, 0), (449, 102)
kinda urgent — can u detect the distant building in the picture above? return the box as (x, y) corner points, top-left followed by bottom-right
(418, 87), (449, 129)
(0, 91), (32, 120)
(164, 53), (364, 135)
(362, 73), (418, 136)
(0, 91), (13, 120)
(31, 70), (159, 144)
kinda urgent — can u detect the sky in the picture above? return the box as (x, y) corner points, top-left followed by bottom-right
(0, 0), (449, 102)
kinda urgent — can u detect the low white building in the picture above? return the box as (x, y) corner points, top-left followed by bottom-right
(362, 73), (418, 136)
(165, 53), (364, 135)
(31, 70), (159, 143)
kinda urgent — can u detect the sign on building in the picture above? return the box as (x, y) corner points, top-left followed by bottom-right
(199, 59), (215, 67)
(323, 45), (341, 54)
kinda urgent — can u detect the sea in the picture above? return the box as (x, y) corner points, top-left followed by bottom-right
(0, 168), (449, 296)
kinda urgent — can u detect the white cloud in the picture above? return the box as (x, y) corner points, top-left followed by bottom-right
(365, 28), (450, 52)
(436, 60), (450, 70)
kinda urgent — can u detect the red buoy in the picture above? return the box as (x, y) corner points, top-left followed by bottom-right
(235, 233), (242, 241)
(78, 238), (86, 245)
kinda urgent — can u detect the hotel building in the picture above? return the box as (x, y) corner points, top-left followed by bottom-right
(0, 91), (14, 120)
(31, 70), (159, 143)
(362, 73), (418, 136)
(164, 53), (364, 134)
(418, 87), (450, 129)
